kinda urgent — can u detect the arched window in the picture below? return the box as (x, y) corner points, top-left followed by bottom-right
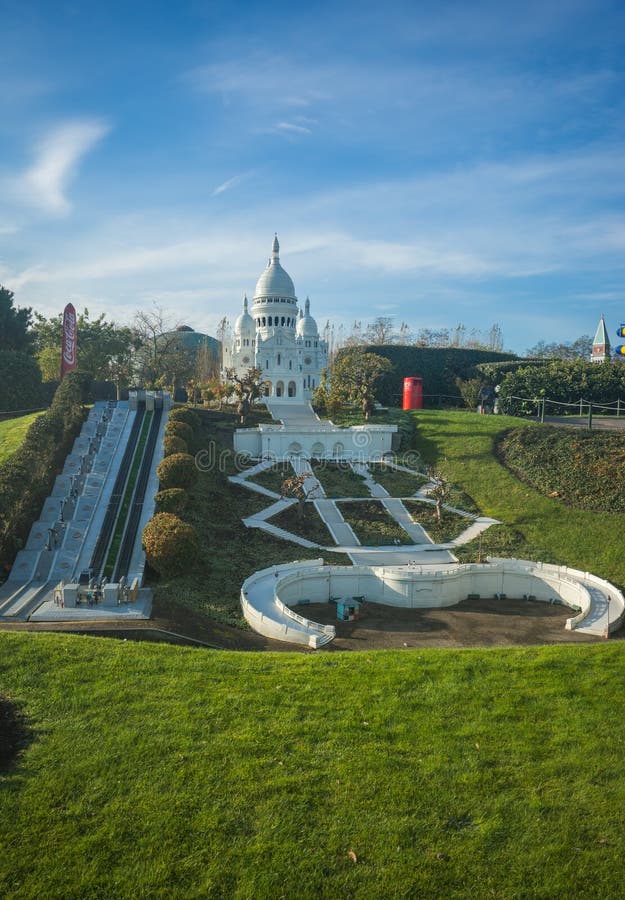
(288, 381), (296, 398)
(281, 316), (285, 326)
(289, 360), (292, 370)
(277, 353), (281, 366)
(276, 381), (284, 397)
(262, 317), (266, 327)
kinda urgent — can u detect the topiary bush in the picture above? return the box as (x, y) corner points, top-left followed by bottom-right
(168, 407), (200, 431)
(163, 435), (188, 457)
(156, 452), (197, 490)
(142, 513), (198, 576)
(154, 488), (189, 515)
(165, 419), (194, 446)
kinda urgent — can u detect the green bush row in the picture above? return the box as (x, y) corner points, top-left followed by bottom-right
(0, 373), (90, 572)
(354, 346), (517, 406)
(0, 350), (43, 413)
(498, 359), (625, 415)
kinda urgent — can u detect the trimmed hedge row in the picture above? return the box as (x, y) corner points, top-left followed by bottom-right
(0, 350), (43, 413)
(352, 346), (517, 406)
(499, 359), (625, 414)
(0, 373), (90, 573)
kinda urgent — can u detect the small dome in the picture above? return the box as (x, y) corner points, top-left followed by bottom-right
(234, 295), (255, 335)
(253, 234), (296, 300)
(296, 297), (318, 338)
(176, 324), (194, 332)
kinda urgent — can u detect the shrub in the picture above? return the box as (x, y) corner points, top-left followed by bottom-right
(343, 346), (517, 406)
(165, 420), (194, 446)
(0, 350), (42, 413)
(156, 452), (197, 490)
(142, 513), (198, 576)
(455, 377), (483, 410)
(154, 488), (189, 515)
(163, 435), (188, 457)
(0, 372), (89, 570)
(168, 407), (200, 431)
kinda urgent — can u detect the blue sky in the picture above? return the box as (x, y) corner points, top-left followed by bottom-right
(1, 0), (624, 353)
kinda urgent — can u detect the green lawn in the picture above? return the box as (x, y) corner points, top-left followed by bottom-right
(249, 462), (292, 494)
(2, 633), (625, 898)
(404, 500), (469, 544)
(338, 500), (412, 545)
(0, 411), (44, 464)
(269, 502), (335, 546)
(367, 461), (428, 497)
(311, 459), (370, 497)
(410, 410), (625, 585)
(149, 413), (346, 626)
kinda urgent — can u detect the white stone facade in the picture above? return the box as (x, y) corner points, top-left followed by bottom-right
(223, 235), (328, 401)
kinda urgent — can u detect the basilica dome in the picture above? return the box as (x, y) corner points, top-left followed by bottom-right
(253, 234), (296, 300)
(234, 295), (254, 334)
(296, 298), (318, 338)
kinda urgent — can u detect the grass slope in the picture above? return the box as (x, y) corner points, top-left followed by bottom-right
(2, 633), (625, 898)
(408, 411), (625, 588)
(0, 411), (43, 464)
(499, 425), (625, 513)
(149, 411), (347, 626)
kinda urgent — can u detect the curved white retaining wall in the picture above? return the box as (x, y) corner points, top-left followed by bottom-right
(241, 557), (625, 647)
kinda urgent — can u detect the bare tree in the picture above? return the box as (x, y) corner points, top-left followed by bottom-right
(426, 469), (451, 522)
(365, 316), (397, 345)
(133, 305), (194, 391)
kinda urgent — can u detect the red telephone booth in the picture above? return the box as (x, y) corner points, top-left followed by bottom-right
(402, 376), (423, 410)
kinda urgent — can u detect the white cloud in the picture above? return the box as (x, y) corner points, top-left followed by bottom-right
(16, 119), (111, 215)
(211, 172), (250, 196)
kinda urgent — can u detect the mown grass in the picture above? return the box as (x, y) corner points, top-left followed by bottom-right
(3, 633), (625, 898)
(249, 462), (291, 494)
(367, 462), (427, 497)
(311, 459), (370, 498)
(339, 500), (412, 545)
(499, 424), (625, 513)
(410, 410), (625, 586)
(0, 411), (44, 464)
(404, 500), (469, 543)
(148, 412), (347, 625)
(269, 502), (335, 545)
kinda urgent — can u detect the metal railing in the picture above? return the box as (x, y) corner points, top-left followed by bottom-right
(503, 395), (625, 428)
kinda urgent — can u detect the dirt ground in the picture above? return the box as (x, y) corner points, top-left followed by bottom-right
(294, 596), (613, 651)
(3, 595), (619, 652)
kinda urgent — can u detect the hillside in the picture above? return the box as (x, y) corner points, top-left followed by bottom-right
(2, 632), (625, 898)
(0, 411), (43, 465)
(498, 425), (625, 513)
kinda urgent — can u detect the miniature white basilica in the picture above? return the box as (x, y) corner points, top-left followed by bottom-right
(224, 235), (327, 400)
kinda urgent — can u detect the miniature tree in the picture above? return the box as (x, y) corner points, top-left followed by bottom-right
(427, 469), (451, 521)
(280, 472), (312, 521)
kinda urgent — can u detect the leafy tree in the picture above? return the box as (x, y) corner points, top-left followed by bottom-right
(0, 350), (42, 412)
(323, 349), (393, 417)
(0, 287), (33, 353)
(225, 366), (269, 423)
(33, 309), (136, 395)
(426, 469), (451, 521)
(280, 473), (314, 522)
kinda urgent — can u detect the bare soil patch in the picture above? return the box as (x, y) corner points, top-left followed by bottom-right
(293, 596), (610, 650)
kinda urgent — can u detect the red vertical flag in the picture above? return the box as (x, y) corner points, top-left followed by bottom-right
(61, 303), (77, 379)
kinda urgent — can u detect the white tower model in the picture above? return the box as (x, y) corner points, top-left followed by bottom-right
(226, 235), (327, 400)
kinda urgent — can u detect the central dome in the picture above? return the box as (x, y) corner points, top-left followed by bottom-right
(253, 235), (296, 301)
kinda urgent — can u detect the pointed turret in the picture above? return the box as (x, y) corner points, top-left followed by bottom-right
(591, 314), (610, 363)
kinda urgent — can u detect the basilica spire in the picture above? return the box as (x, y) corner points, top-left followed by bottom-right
(271, 233), (280, 260)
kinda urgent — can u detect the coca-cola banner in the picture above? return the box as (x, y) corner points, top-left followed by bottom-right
(61, 303), (77, 379)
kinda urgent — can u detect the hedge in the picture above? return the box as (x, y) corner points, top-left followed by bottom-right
(163, 435), (188, 457)
(156, 453), (198, 490)
(168, 407), (200, 431)
(498, 359), (625, 415)
(154, 488), (189, 515)
(142, 513), (199, 577)
(0, 350), (42, 413)
(165, 420), (194, 446)
(351, 346), (517, 406)
(0, 373), (90, 572)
